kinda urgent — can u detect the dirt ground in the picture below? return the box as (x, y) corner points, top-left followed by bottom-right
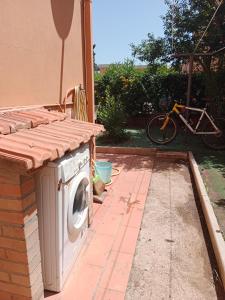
(126, 159), (224, 300)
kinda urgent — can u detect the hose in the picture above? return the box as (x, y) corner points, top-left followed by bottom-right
(62, 85), (88, 121)
(105, 168), (121, 186)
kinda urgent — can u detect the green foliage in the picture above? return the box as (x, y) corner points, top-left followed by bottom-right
(95, 61), (225, 117)
(97, 90), (128, 142)
(93, 44), (99, 72)
(131, 1), (225, 71)
(163, 0), (225, 71)
(94, 71), (102, 82)
(131, 33), (166, 66)
(94, 1), (225, 134)
(151, 65), (177, 76)
(95, 61), (211, 116)
(95, 60), (146, 116)
(129, 1), (225, 103)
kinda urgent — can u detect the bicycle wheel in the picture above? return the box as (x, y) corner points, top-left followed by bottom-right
(201, 117), (225, 150)
(146, 113), (177, 144)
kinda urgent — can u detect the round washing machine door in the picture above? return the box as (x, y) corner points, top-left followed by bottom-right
(67, 171), (89, 241)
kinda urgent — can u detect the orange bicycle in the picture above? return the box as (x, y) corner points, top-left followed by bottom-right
(146, 101), (225, 150)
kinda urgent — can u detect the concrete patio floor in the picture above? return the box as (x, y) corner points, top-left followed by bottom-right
(45, 153), (223, 300)
(126, 159), (221, 299)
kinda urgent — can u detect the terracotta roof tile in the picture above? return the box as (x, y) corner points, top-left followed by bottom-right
(0, 122), (11, 134)
(0, 117), (24, 131)
(0, 151), (33, 169)
(8, 112), (48, 127)
(2, 114), (32, 129)
(0, 108), (104, 170)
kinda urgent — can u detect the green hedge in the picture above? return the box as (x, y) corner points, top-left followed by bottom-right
(95, 62), (225, 117)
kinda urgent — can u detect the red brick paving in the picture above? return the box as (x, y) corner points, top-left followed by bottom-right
(45, 154), (153, 300)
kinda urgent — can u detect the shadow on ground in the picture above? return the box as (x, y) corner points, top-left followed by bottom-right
(97, 128), (225, 243)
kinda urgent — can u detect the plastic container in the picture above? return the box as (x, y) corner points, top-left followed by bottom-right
(95, 161), (112, 184)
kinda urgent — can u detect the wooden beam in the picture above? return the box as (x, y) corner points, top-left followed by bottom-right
(189, 152), (225, 290)
(186, 55), (194, 107)
(172, 46), (225, 58)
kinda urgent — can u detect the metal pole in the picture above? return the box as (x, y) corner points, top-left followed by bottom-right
(186, 55), (194, 107)
(184, 55), (194, 145)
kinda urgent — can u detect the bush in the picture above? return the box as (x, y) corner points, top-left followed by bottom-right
(95, 60), (146, 116)
(97, 90), (128, 142)
(95, 62), (225, 118)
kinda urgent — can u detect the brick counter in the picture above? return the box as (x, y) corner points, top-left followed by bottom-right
(0, 161), (44, 300)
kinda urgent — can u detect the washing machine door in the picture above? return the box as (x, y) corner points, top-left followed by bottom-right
(68, 171), (89, 242)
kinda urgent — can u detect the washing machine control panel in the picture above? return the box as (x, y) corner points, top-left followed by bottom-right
(61, 146), (90, 183)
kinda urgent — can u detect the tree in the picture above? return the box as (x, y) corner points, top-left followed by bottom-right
(93, 44), (99, 72)
(130, 33), (166, 66)
(164, 0), (225, 72)
(131, 0), (225, 73)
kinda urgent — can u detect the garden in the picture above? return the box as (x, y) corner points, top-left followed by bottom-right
(95, 60), (225, 236)
(94, 0), (225, 237)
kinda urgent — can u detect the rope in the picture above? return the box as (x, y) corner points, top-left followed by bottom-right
(171, 0), (177, 53)
(194, 0), (224, 53)
(213, 45), (225, 55)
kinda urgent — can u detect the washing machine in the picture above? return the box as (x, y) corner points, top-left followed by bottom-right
(35, 143), (90, 292)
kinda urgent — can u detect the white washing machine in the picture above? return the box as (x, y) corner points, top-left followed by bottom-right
(35, 144), (90, 292)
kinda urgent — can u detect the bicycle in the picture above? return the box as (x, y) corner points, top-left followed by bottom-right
(146, 101), (225, 150)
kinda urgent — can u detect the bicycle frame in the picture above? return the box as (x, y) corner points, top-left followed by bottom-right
(161, 103), (221, 135)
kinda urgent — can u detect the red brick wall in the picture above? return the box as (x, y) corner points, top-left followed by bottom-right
(0, 162), (43, 300)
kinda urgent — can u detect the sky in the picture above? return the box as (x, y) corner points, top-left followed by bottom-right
(93, 0), (167, 65)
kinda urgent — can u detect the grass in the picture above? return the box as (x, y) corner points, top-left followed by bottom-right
(97, 128), (225, 169)
(97, 127), (225, 177)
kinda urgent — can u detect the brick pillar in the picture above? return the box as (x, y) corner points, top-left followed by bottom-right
(0, 163), (44, 300)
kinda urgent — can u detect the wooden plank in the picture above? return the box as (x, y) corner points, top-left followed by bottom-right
(156, 151), (188, 160)
(189, 151), (225, 290)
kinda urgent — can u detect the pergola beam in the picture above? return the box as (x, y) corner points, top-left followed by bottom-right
(172, 45), (225, 58)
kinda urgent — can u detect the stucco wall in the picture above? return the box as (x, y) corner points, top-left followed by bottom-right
(0, 0), (84, 107)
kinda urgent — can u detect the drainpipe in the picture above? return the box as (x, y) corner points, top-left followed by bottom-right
(83, 0), (94, 123)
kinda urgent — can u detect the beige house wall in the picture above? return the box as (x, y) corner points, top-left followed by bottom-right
(0, 0), (85, 107)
